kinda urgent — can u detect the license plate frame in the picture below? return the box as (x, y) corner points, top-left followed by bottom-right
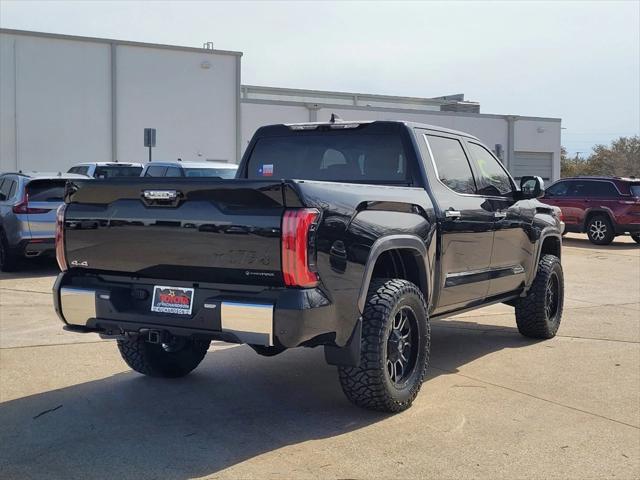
(150, 285), (195, 315)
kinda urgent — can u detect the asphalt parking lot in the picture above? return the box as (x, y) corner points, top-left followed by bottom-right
(0, 233), (638, 479)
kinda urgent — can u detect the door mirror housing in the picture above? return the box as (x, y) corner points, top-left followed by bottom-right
(520, 176), (545, 199)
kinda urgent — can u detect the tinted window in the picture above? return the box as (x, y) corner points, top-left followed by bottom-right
(7, 180), (17, 200)
(569, 181), (618, 197)
(246, 133), (408, 182)
(546, 181), (569, 197)
(583, 181), (619, 197)
(467, 142), (513, 195)
(184, 168), (237, 178)
(165, 167), (182, 177)
(94, 166), (143, 178)
(27, 181), (66, 202)
(426, 135), (476, 194)
(144, 166), (167, 177)
(630, 184), (640, 197)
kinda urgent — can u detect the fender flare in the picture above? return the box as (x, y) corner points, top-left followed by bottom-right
(528, 230), (562, 289)
(356, 234), (429, 314)
(582, 207), (617, 231)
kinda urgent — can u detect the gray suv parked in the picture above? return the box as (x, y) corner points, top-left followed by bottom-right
(0, 172), (88, 271)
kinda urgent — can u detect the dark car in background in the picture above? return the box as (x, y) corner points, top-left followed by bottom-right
(542, 176), (640, 245)
(0, 172), (89, 271)
(140, 161), (238, 178)
(68, 162), (143, 178)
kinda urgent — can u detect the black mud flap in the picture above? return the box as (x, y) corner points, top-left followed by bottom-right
(324, 318), (362, 367)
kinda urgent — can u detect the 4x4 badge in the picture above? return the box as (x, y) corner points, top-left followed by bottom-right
(71, 260), (89, 267)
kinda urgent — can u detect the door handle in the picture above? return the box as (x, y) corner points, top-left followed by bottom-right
(445, 210), (461, 219)
(494, 211), (507, 219)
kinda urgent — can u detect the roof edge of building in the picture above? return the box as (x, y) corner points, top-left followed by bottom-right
(0, 28), (243, 57)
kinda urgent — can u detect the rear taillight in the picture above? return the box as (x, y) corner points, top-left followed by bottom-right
(55, 204), (68, 271)
(12, 192), (50, 214)
(282, 208), (320, 287)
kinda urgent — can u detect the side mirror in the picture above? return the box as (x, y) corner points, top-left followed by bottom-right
(520, 176), (545, 199)
(0, 193), (6, 202)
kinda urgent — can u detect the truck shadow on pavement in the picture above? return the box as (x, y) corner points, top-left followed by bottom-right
(562, 236), (638, 251)
(0, 258), (60, 279)
(0, 319), (537, 479)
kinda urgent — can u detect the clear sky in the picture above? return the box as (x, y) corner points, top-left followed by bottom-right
(1, 0), (638, 156)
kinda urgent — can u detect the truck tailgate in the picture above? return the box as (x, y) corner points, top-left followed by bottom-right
(63, 179), (293, 285)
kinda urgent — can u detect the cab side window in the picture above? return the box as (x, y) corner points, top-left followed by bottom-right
(165, 167), (182, 177)
(467, 142), (513, 196)
(425, 135), (477, 195)
(144, 166), (167, 177)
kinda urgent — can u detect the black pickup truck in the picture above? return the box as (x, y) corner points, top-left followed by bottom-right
(53, 120), (564, 412)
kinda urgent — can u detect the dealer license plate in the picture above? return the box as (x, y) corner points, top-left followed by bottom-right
(151, 286), (195, 315)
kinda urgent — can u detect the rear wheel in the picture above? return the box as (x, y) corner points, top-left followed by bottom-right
(338, 279), (430, 413)
(586, 215), (614, 245)
(0, 231), (18, 272)
(631, 233), (640, 244)
(515, 254), (564, 339)
(117, 335), (210, 378)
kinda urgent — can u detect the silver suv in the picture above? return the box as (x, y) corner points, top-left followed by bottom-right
(0, 172), (88, 271)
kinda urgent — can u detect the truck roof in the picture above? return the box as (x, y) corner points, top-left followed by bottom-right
(281, 120), (481, 141)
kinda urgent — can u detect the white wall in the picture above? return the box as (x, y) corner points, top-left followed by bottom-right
(0, 31), (239, 173)
(0, 33), (111, 172)
(514, 118), (562, 180)
(116, 45), (237, 164)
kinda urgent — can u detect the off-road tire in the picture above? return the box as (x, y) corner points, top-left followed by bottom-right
(631, 233), (640, 245)
(586, 215), (614, 245)
(117, 336), (210, 378)
(515, 254), (564, 339)
(0, 230), (18, 272)
(338, 279), (430, 413)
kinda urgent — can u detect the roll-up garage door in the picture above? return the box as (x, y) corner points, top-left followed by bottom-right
(511, 152), (553, 181)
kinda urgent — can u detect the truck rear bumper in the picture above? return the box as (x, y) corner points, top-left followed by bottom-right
(53, 272), (347, 349)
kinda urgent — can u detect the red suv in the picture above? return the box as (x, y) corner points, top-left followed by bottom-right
(542, 176), (640, 245)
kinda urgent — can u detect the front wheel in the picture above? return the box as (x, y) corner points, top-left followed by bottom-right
(117, 335), (210, 378)
(338, 279), (430, 413)
(631, 233), (640, 244)
(515, 254), (564, 339)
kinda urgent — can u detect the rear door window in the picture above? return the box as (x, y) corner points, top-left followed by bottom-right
(425, 135), (477, 194)
(630, 184), (640, 197)
(246, 132), (409, 183)
(578, 181), (619, 197)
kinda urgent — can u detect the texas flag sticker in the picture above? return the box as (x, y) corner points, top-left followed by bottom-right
(259, 164), (274, 176)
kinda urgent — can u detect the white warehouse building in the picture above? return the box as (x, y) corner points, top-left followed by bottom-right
(0, 29), (562, 181)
